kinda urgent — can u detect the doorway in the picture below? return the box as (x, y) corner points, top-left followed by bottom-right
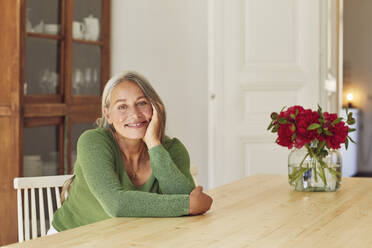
(343, 0), (372, 176)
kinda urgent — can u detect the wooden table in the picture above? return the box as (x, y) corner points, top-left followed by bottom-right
(5, 175), (372, 248)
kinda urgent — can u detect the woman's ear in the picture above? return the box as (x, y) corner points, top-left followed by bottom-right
(104, 108), (112, 124)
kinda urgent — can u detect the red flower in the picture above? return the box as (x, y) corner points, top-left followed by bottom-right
(277, 105), (305, 119)
(276, 124), (295, 149)
(294, 109), (320, 148)
(275, 106), (305, 149)
(269, 105), (351, 150)
(323, 112), (349, 149)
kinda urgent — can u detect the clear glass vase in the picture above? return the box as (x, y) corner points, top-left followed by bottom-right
(288, 146), (342, 192)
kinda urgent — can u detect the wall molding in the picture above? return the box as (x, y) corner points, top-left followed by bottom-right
(240, 81), (304, 91)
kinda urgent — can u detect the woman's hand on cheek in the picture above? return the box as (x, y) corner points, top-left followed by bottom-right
(143, 104), (161, 149)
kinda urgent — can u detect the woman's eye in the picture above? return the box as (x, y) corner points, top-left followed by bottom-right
(137, 101), (147, 106)
(118, 105), (127, 110)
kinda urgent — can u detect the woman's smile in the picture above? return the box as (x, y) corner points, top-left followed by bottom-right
(125, 121), (148, 128)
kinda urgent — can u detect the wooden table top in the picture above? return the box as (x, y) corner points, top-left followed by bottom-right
(5, 174), (372, 248)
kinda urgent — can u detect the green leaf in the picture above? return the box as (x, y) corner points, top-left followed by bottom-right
(317, 128), (322, 134)
(345, 138), (349, 149)
(307, 123), (321, 130)
(290, 113), (296, 119)
(267, 122), (274, 131)
(280, 106), (287, 113)
(348, 118), (355, 125)
(295, 108), (299, 116)
(317, 104), (322, 112)
(291, 124), (296, 132)
(270, 112), (278, 120)
(317, 104), (324, 119)
(272, 125), (279, 133)
(347, 113), (354, 124)
(291, 133), (297, 141)
(324, 129), (333, 136)
(348, 128), (356, 133)
(331, 117), (343, 126)
(277, 118), (288, 124)
(348, 136), (356, 144)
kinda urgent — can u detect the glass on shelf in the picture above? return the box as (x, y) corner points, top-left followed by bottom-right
(26, 0), (61, 35)
(72, 43), (101, 95)
(70, 122), (95, 169)
(73, 0), (101, 41)
(24, 126), (60, 177)
(25, 38), (60, 95)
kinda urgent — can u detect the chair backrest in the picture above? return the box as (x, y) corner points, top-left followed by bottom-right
(13, 175), (73, 242)
(190, 165), (199, 186)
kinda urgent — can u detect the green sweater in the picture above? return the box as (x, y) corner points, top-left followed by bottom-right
(52, 128), (196, 231)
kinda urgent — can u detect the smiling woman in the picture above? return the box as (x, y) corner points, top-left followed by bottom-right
(47, 71), (213, 234)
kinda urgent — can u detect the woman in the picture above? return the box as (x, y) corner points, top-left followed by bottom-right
(47, 71), (213, 234)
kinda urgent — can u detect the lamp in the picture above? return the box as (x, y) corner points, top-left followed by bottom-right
(346, 93), (354, 108)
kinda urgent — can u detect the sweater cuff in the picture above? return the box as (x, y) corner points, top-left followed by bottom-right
(182, 195), (190, 216)
(148, 143), (164, 154)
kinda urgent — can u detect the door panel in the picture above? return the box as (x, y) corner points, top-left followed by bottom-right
(209, 0), (321, 187)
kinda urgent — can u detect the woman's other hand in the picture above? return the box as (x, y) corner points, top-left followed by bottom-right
(143, 104), (161, 149)
(189, 186), (213, 215)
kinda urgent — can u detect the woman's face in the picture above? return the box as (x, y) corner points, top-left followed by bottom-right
(105, 81), (153, 140)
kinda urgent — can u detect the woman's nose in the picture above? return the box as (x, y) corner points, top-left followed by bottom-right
(127, 106), (141, 117)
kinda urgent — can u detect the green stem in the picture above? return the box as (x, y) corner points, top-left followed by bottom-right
(313, 162), (318, 183)
(306, 144), (328, 186)
(291, 167), (309, 187)
(289, 153), (309, 185)
(328, 167), (341, 178)
(289, 143), (339, 189)
(315, 141), (326, 157)
(299, 153), (309, 168)
(318, 158), (328, 186)
(305, 144), (316, 158)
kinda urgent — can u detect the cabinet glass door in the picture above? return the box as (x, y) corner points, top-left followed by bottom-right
(71, 0), (102, 96)
(73, 0), (102, 41)
(25, 0), (62, 96)
(26, 0), (61, 35)
(72, 44), (101, 95)
(25, 38), (61, 95)
(69, 122), (95, 172)
(23, 125), (60, 177)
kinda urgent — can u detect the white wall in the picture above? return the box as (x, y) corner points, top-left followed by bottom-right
(111, 0), (209, 186)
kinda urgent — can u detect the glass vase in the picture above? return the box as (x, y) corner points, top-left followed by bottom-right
(288, 146), (342, 192)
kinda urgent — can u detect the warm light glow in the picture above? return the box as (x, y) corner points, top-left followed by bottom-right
(347, 93), (354, 101)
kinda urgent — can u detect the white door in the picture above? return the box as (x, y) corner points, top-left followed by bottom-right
(208, 0), (322, 188)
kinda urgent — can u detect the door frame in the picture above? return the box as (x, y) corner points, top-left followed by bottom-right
(319, 0), (343, 114)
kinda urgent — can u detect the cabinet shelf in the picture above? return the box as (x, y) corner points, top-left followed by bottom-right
(72, 39), (103, 46)
(23, 102), (101, 118)
(26, 32), (63, 40)
(24, 95), (63, 104)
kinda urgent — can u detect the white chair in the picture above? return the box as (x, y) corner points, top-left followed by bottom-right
(13, 175), (73, 242)
(190, 165), (199, 186)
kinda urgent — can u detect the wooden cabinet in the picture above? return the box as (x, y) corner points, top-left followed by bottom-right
(0, 0), (110, 245)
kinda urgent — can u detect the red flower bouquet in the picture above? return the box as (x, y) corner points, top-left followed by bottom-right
(268, 105), (355, 191)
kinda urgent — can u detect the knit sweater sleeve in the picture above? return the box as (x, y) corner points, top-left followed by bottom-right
(77, 130), (189, 217)
(149, 138), (196, 194)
